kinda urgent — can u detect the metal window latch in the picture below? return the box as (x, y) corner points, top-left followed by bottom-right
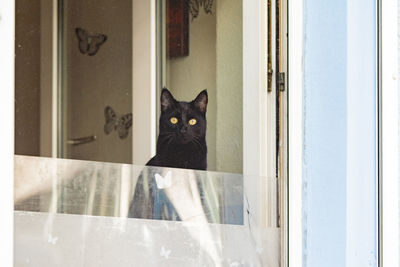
(278, 72), (286, 92)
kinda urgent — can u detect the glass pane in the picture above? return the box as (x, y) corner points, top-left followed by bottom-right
(15, 155), (243, 224)
(15, 155), (279, 266)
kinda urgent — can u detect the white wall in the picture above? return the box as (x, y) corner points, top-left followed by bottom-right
(302, 0), (378, 266)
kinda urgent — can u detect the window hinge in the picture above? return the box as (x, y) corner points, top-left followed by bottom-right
(278, 72), (286, 91)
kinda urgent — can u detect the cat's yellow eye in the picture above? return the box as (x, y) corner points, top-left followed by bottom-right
(170, 117), (178, 124)
(189, 118), (197, 125)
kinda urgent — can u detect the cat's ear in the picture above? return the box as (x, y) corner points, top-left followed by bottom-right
(161, 88), (177, 112)
(193, 90), (208, 113)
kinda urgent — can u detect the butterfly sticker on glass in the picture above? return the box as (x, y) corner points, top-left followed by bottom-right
(47, 234), (58, 245)
(75, 27), (107, 56)
(155, 171), (172, 189)
(104, 106), (132, 139)
(185, 0), (214, 20)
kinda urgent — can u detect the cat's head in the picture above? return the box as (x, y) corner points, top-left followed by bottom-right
(159, 88), (208, 145)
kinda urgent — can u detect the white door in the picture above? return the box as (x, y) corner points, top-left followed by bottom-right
(58, 0), (155, 165)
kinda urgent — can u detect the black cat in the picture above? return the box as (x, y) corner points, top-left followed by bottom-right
(148, 88), (208, 170)
(128, 88), (208, 219)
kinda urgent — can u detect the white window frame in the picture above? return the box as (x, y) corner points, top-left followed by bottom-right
(288, 0), (303, 266)
(0, 0), (15, 266)
(382, 0), (399, 266)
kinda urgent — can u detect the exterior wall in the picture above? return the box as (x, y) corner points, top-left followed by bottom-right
(345, 0), (377, 265)
(303, 1), (347, 265)
(302, 0), (377, 266)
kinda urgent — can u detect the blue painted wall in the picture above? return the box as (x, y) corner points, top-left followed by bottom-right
(302, 0), (377, 266)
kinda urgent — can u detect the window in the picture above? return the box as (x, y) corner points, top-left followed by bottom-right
(13, 0), (290, 266)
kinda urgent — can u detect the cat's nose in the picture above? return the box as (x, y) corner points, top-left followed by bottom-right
(180, 126), (187, 133)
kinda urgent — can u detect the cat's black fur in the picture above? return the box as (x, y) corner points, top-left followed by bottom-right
(128, 88), (208, 219)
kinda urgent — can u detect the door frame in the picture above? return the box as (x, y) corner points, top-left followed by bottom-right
(131, 0), (157, 165)
(39, 0), (58, 158)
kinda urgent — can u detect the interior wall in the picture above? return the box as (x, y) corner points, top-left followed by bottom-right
(14, 0), (41, 156)
(166, 0), (243, 174)
(216, 0), (243, 173)
(166, 8), (217, 171)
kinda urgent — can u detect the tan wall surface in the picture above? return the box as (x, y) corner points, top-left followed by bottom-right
(167, 8), (217, 171)
(167, 1), (243, 173)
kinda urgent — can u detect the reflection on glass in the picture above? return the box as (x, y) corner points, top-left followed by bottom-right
(15, 155), (279, 266)
(15, 155), (242, 224)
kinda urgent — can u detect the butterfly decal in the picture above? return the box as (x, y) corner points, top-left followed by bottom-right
(185, 0), (214, 20)
(104, 106), (132, 139)
(155, 171), (172, 189)
(75, 27), (107, 56)
(160, 246), (172, 259)
(47, 234), (59, 245)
